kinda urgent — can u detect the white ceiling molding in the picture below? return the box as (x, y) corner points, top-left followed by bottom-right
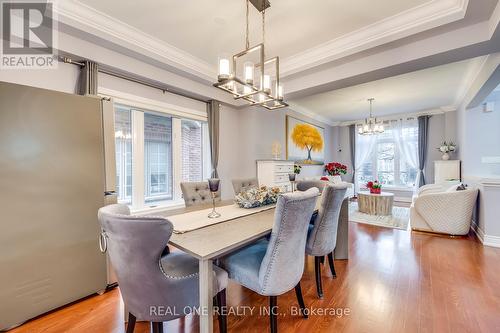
(56, 1), (216, 82)
(55, 0), (470, 84)
(337, 106), (455, 126)
(286, 102), (340, 127)
(454, 56), (489, 106)
(489, 0), (500, 37)
(280, 0), (469, 77)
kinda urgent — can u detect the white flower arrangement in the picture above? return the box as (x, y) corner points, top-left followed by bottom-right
(234, 186), (282, 209)
(437, 141), (456, 153)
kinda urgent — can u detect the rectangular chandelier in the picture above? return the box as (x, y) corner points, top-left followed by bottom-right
(213, 0), (288, 110)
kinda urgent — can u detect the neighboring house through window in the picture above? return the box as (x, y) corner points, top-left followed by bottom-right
(114, 104), (211, 210)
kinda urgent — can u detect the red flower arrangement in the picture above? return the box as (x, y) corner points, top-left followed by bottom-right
(324, 162), (347, 176)
(366, 181), (382, 194)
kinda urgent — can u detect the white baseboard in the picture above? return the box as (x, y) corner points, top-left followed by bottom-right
(471, 221), (500, 248)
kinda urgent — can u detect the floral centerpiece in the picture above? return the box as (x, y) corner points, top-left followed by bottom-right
(437, 141), (456, 160)
(235, 186), (282, 209)
(366, 181), (382, 194)
(325, 162), (347, 176)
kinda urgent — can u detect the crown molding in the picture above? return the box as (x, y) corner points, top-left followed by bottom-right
(489, 0), (500, 37)
(56, 1), (216, 82)
(55, 0), (470, 85)
(281, 0), (469, 77)
(454, 55), (489, 107)
(286, 102), (339, 127)
(337, 106), (456, 127)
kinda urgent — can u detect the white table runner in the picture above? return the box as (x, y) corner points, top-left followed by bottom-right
(168, 204), (277, 234)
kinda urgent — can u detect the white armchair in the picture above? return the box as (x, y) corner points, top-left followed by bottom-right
(410, 185), (478, 235)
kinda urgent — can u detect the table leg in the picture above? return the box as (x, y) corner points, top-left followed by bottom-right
(334, 198), (349, 260)
(199, 259), (214, 333)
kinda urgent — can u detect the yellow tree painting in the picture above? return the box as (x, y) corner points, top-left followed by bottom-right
(286, 116), (325, 164)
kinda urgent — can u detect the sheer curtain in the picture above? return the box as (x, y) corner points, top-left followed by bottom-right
(392, 118), (419, 189)
(354, 133), (375, 192)
(355, 118), (419, 192)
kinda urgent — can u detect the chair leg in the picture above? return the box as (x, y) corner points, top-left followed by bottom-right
(327, 252), (337, 278)
(314, 256), (324, 299)
(161, 245), (170, 256)
(216, 289), (228, 333)
(269, 296), (278, 333)
(151, 322), (163, 333)
(126, 313), (136, 333)
(294, 282), (308, 319)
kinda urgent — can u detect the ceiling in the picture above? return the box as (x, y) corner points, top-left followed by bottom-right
(77, 0), (430, 66)
(62, 0), (499, 122)
(290, 58), (484, 123)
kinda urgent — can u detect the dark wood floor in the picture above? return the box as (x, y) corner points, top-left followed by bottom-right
(9, 222), (500, 333)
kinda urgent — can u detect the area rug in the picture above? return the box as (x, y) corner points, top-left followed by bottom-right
(349, 202), (410, 230)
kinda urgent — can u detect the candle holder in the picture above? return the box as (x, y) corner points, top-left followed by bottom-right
(207, 178), (221, 218)
(288, 173), (296, 193)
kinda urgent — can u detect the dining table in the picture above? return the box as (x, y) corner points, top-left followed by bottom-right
(154, 196), (349, 333)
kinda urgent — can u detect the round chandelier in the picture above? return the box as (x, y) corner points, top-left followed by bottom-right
(358, 98), (384, 135)
(213, 0), (288, 110)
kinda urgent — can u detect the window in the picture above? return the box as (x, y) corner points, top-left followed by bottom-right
(356, 119), (418, 189)
(144, 113), (172, 205)
(114, 104), (210, 210)
(115, 107), (132, 205)
(181, 119), (203, 182)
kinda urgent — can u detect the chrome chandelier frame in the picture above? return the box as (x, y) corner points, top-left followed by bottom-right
(358, 98), (384, 135)
(214, 0), (288, 110)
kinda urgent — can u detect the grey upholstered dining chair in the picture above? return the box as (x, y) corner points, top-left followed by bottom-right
(219, 188), (319, 333)
(232, 177), (258, 195)
(296, 180), (327, 193)
(98, 204), (228, 333)
(306, 183), (348, 298)
(180, 181), (221, 207)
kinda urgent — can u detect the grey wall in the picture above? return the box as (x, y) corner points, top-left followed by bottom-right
(0, 63), (80, 94)
(332, 126), (354, 182)
(216, 105), (337, 198)
(460, 94), (500, 177)
(236, 107), (336, 180)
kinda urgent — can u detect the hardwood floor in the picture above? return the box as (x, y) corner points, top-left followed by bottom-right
(8, 222), (500, 333)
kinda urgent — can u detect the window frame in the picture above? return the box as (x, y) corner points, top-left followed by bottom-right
(357, 122), (418, 190)
(102, 89), (210, 213)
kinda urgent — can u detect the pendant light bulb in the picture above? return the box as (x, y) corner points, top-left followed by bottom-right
(263, 75), (271, 93)
(278, 84), (284, 100)
(218, 56), (230, 81)
(244, 62), (254, 85)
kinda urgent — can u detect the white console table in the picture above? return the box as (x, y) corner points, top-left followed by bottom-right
(256, 160), (294, 192)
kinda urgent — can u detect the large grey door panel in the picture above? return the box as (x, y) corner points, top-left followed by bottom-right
(0, 81), (107, 329)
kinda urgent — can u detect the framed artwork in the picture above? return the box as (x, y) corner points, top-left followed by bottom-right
(286, 115), (325, 165)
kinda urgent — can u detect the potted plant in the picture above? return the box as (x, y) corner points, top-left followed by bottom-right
(366, 181), (382, 194)
(294, 164), (302, 175)
(437, 141), (456, 160)
(324, 162), (347, 176)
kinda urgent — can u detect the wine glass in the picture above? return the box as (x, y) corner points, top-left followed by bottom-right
(207, 178), (221, 218)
